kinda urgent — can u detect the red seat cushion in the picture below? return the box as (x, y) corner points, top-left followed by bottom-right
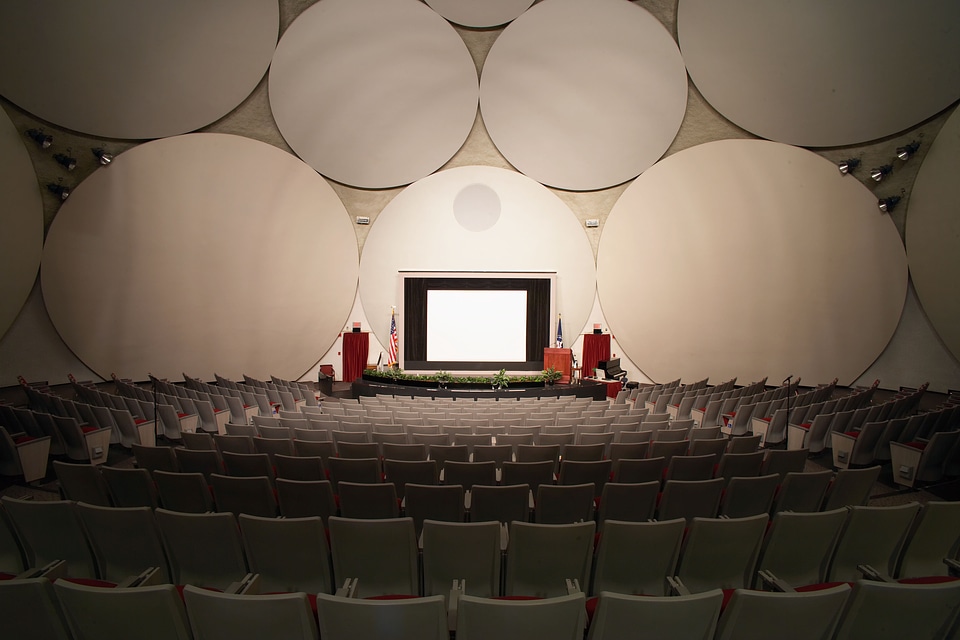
(905, 441), (927, 450)
(844, 431), (859, 438)
(13, 434), (35, 444)
(80, 426), (98, 433)
(586, 596), (599, 621)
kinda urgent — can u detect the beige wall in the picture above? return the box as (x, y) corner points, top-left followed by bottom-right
(1, 0), (959, 391)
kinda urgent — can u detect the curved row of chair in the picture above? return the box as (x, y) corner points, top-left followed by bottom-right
(4, 498), (958, 596)
(6, 572), (960, 640)
(58, 434), (883, 530)
(2, 500), (959, 639)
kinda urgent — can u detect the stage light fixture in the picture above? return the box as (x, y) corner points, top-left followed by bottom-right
(837, 158), (860, 175)
(896, 140), (920, 161)
(92, 147), (113, 165)
(54, 153), (77, 171)
(25, 128), (52, 149)
(878, 196), (901, 213)
(870, 164), (893, 182)
(46, 183), (71, 200)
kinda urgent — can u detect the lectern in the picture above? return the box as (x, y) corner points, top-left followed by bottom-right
(543, 348), (572, 384)
(342, 332), (369, 383)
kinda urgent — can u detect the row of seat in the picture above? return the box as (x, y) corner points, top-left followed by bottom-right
(3, 498), (958, 598)
(60, 435), (882, 526)
(4, 503), (960, 638)
(12, 572), (959, 640)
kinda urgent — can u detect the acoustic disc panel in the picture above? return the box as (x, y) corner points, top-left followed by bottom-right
(269, 0), (479, 189)
(905, 105), (960, 362)
(480, 0), (687, 191)
(0, 0), (277, 139)
(678, 0), (960, 146)
(597, 140), (908, 385)
(41, 134), (358, 381)
(359, 165), (596, 355)
(0, 107), (43, 342)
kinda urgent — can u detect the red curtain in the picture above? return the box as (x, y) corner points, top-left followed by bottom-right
(582, 333), (611, 379)
(342, 332), (369, 383)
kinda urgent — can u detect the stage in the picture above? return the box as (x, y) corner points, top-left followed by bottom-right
(351, 375), (609, 401)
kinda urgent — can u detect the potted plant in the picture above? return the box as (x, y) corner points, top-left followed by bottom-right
(434, 371), (452, 388)
(491, 368), (510, 390)
(541, 366), (562, 385)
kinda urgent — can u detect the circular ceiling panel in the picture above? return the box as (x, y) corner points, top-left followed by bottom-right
(269, 0), (479, 189)
(597, 140), (908, 385)
(678, 0), (960, 146)
(359, 165), (596, 353)
(480, 0), (687, 191)
(424, 0), (535, 28)
(905, 105), (960, 362)
(0, 0), (277, 139)
(0, 108), (43, 342)
(41, 134), (358, 381)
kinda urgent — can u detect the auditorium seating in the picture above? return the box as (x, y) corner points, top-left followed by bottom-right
(3, 376), (960, 638)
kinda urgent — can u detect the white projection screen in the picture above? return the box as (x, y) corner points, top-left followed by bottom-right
(426, 290), (527, 362)
(401, 272), (555, 372)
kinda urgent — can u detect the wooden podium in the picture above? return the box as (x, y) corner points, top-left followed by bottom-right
(543, 348), (572, 384)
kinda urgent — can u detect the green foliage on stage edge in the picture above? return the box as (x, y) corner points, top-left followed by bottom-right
(540, 366), (563, 383)
(366, 369), (542, 385)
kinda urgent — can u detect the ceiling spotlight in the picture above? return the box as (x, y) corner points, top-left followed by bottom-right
(837, 158), (860, 175)
(896, 140), (921, 161)
(870, 164), (893, 182)
(46, 183), (70, 200)
(54, 153), (77, 171)
(878, 196), (901, 213)
(92, 147), (113, 166)
(25, 128), (52, 149)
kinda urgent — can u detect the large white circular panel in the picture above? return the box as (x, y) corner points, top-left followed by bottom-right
(678, 0), (960, 146)
(0, 0), (277, 140)
(359, 165), (596, 354)
(269, 0), (478, 189)
(480, 0), (686, 191)
(424, 0), (535, 28)
(0, 108), (43, 341)
(905, 105), (960, 362)
(598, 140), (908, 385)
(41, 134), (358, 381)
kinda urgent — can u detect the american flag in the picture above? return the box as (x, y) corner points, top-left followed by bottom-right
(388, 309), (399, 366)
(556, 314), (563, 348)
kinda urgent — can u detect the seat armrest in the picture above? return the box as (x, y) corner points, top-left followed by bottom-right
(448, 579), (465, 632)
(225, 573), (261, 594)
(335, 577), (358, 598)
(16, 560), (67, 580)
(944, 558), (960, 577)
(757, 570), (795, 592)
(116, 567), (162, 588)
(666, 575), (690, 596)
(856, 564), (890, 582)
